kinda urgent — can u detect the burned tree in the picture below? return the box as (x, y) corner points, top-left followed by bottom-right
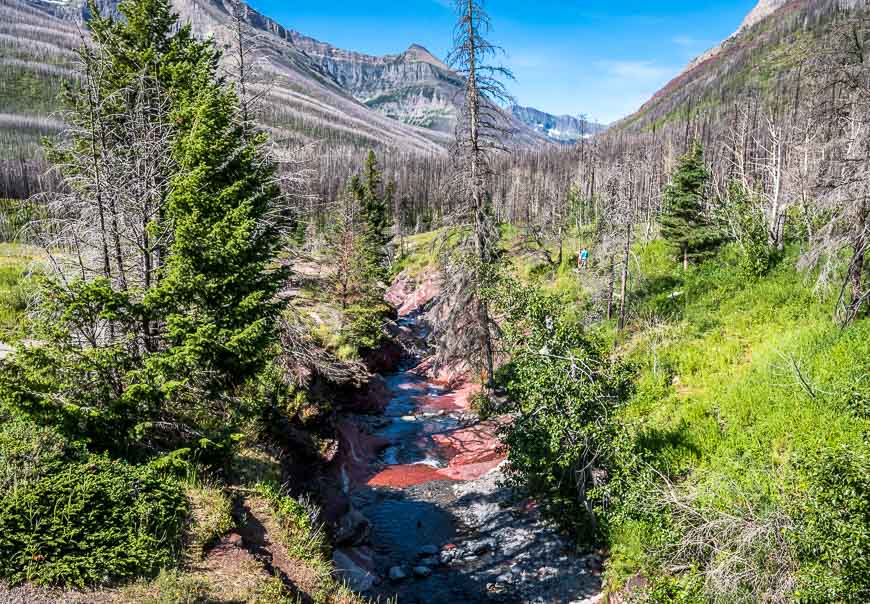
(435, 0), (514, 390)
(802, 11), (870, 324)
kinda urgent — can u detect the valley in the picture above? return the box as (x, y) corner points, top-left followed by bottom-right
(0, 0), (868, 603)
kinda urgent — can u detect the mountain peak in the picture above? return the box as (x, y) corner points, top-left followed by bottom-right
(403, 44), (448, 69)
(737, 0), (793, 34)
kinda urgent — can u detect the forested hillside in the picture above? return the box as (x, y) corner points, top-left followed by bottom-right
(0, 0), (867, 603)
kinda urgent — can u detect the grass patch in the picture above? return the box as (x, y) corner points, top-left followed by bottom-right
(185, 484), (234, 562)
(600, 245), (870, 601)
(0, 243), (44, 343)
(254, 483), (369, 604)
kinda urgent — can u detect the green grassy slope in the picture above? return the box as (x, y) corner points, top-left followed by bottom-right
(602, 243), (868, 598)
(397, 229), (869, 601)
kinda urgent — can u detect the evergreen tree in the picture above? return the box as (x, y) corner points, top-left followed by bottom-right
(660, 141), (720, 270)
(150, 71), (289, 397)
(351, 150), (394, 283)
(331, 151), (395, 352)
(2, 0), (292, 455)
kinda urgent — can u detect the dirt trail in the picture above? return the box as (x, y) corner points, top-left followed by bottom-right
(333, 276), (604, 604)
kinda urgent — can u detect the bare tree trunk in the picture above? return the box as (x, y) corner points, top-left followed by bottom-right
(85, 61), (111, 282)
(465, 0), (495, 391)
(618, 223), (631, 331)
(606, 255), (615, 320)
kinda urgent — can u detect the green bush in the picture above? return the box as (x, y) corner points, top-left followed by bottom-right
(789, 445), (870, 603)
(345, 302), (389, 351)
(0, 456), (188, 587)
(0, 416), (86, 493)
(490, 280), (633, 543)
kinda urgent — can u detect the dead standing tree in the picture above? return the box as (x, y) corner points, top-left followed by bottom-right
(802, 10), (870, 324)
(434, 0), (514, 392)
(225, 0), (272, 137)
(601, 164), (636, 330)
(33, 73), (175, 354)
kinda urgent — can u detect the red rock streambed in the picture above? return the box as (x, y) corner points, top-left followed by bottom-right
(330, 283), (604, 604)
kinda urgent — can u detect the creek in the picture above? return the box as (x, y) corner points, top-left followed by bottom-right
(332, 292), (603, 604)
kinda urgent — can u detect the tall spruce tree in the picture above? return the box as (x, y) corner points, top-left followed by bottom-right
(351, 150), (394, 283)
(660, 141), (719, 270)
(2, 0), (293, 454)
(343, 151), (394, 350)
(150, 70), (289, 397)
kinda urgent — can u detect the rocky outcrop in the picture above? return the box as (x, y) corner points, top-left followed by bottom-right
(288, 35), (463, 135)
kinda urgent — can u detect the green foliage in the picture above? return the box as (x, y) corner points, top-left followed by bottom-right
(489, 279), (632, 543)
(185, 483), (234, 560)
(332, 150), (396, 353)
(0, 0), (289, 461)
(135, 569), (212, 604)
(0, 455), (187, 587)
(153, 78), (288, 399)
(789, 445), (870, 603)
(660, 141), (721, 266)
(601, 244), (870, 601)
(0, 245), (37, 344)
(346, 301), (391, 351)
(254, 482), (368, 604)
(714, 182), (779, 276)
(469, 391), (498, 420)
(352, 150), (395, 283)
(0, 416), (86, 494)
(631, 574), (705, 604)
(0, 279), (146, 451)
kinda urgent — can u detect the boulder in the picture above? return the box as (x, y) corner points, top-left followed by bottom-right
(412, 565), (432, 578)
(334, 508), (371, 546)
(332, 550), (376, 592)
(418, 544), (439, 557)
(388, 566), (408, 582)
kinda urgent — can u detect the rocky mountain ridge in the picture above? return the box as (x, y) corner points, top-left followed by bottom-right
(288, 34), (464, 134)
(509, 105), (607, 143)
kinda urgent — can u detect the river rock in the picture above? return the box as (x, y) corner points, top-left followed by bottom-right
(419, 556), (440, 567)
(412, 565), (432, 578)
(334, 508), (371, 546)
(332, 550), (376, 592)
(467, 538), (496, 556)
(439, 548), (457, 564)
(388, 566), (407, 582)
(418, 544), (439, 556)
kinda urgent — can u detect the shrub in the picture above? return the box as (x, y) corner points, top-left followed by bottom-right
(345, 301), (389, 351)
(136, 569), (212, 604)
(185, 484), (234, 561)
(490, 280), (632, 543)
(0, 416), (86, 493)
(0, 456), (188, 587)
(789, 445), (870, 603)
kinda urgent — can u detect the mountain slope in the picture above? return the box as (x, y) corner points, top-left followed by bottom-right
(0, 0), (453, 196)
(289, 35), (463, 133)
(285, 31), (550, 146)
(614, 0), (867, 134)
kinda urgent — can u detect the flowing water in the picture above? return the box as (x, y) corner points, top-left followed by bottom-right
(338, 313), (603, 604)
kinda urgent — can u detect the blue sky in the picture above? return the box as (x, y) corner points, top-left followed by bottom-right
(246, 0), (757, 124)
